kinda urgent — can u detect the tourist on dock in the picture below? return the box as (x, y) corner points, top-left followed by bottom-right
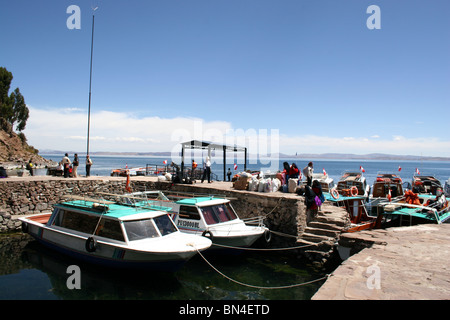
(26, 159), (34, 176)
(191, 160), (198, 180)
(303, 162), (314, 186)
(201, 156), (211, 183)
(62, 153), (71, 178)
(72, 154), (79, 178)
(289, 163), (300, 179)
(227, 168), (231, 181)
(86, 155), (93, 177)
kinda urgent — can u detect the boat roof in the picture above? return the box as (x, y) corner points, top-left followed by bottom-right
(176, 197), (229, 207)
(57, 200), (168, 221)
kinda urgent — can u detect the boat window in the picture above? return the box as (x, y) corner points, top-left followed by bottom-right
(123, 219), (159, 241)
(53, 209), (98, 234)
(201, 203), (238, 225)
(179, 206), (200, 220)
(96, 219), (125, 242)
(154, 214), (177, 236)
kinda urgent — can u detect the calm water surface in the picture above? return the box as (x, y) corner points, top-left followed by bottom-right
(0, 233), (333, 300)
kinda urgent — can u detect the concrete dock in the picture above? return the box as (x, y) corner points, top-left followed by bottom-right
(312, 224), (450, 300)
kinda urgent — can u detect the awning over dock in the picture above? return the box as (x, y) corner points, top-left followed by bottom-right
(180, 140), (247, 181)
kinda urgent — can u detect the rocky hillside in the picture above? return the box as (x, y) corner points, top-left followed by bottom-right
(0, 128), (51, 166)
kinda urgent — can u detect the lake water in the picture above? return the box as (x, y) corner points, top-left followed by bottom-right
(42, 154), (450, 187)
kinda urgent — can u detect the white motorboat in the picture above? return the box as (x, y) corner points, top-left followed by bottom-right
(19, 195), (211, 271)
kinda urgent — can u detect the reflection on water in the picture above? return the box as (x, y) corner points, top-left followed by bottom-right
(0, 233), (333, 300)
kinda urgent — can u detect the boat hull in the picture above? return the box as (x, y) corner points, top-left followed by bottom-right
(23, 221), (201, 272)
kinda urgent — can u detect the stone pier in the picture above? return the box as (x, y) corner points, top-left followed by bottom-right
(312, 224), (450, 300)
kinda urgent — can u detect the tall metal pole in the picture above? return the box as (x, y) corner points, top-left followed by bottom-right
(87, 12), (96, 156)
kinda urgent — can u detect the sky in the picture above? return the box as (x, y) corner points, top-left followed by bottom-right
(1, 0), (450, 157)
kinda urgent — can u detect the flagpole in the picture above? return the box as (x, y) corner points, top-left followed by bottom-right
(87, 7), (98, 156)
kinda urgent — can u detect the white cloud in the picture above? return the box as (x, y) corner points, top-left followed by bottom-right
(24, 106), (232, 152)
(23, 106), (450, 157)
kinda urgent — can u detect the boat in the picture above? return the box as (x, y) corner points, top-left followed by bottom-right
(322, 172), (372, 232)
(116, 191), (271, 250)
(445, 178), (450, 197)
(300, 172), (335, 192)
(19, 195), (212, 271)
(410, 175), (443, 195)
(378, 190), (450, 225)
(335, 171), (370, 198)
(367, 173), (405, 211)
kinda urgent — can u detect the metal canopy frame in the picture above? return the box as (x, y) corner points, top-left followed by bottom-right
(180, 140), (247, 181)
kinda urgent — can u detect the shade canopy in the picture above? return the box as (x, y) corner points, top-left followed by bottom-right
(180, 140), (247, 181)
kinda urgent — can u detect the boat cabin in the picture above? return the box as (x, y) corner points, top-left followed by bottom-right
(336, 172), (369, 197)
(411, 175), (443, 195)
(372, 173), (404, 199)
(49, 199), (179, 244)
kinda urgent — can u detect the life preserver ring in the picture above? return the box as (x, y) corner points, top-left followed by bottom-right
(202, 230), (213, 241)
(331, 188), (340, 199)
(264, 229), (272, 243)
(350, 186), (358, 196)
(85, 237), (97, 253)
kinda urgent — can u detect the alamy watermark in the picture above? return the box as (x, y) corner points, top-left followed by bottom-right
(366, 263), (381, 290)
(66, 4), (382, 31)
(66, 265), (81, 290)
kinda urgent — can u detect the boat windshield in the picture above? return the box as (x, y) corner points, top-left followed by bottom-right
(200, 203), (238, 225)
(154, 214), (178, 236)
(124, 219), (159, 241)
(124, 215), (177, 241)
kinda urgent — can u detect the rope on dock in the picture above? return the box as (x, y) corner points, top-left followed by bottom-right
(193, 246), (330, 290)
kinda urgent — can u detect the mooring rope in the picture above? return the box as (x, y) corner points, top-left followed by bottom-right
(193, 246), (330, 290)
(210, 242), (315, 251)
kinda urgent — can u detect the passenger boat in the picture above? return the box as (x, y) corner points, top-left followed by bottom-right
(445, 178), (450, 197)
(410, 175), (444, 195)
(368, 173), (405, 210)
(378, 190), (450, 225)
(336, 172), (370, 198)
(323, 172), (372, 232)
(19, 195), (212, 271)
(300, 172), (335, 192)
(117, 191), (271, 249)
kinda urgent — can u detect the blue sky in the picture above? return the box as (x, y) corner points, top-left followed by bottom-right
(1, 0), (450, 157)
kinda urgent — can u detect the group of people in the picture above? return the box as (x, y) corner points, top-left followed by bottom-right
(283, 161), (324, 221)
(57, 153), (93, 178)
(191, 156), (212, 183)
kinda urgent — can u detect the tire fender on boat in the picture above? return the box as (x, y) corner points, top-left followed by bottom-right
(21, 222), (28, 234)
(202, 230), (214, 241)
(264, 229), (272, 243)
(85, 237), (97, 253)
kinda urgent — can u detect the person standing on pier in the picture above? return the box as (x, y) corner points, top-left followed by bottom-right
(201, 156), (211, 183)
(303, 162), (314, 186)
(62, 153), (71, 178)
(72, 154), (79, 178)
(86, 155), (93, 177)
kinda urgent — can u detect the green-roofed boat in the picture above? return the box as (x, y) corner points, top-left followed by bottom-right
(19, 195), (212, 271)
(118, 191), (270, 250)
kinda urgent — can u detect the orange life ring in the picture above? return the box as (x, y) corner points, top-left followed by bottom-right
(331, 188), (340, 199)
(350, 186), (358, 196)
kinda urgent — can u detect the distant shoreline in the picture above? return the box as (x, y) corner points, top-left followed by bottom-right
(39, 150), (450, 162)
